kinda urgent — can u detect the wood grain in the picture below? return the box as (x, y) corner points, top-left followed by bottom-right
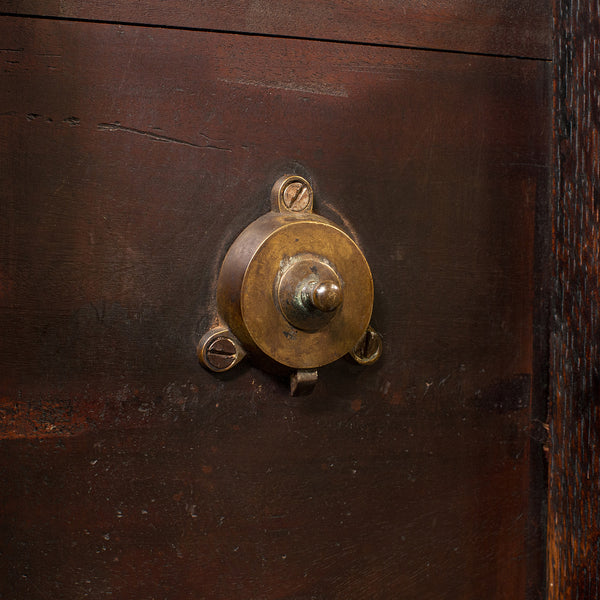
(0, 15), (549, 599)
(548, 1), (600, 598)
(2, 0), (551, 59)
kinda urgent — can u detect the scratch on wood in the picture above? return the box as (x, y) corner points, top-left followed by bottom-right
(97, 121), (232, 152)
(63, 116), (80, 127)
(218, 77), (348, 98)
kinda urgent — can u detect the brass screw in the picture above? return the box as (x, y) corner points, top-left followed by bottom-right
(205, 337), (238, 371)
(282, 181), (311, 212)
(271, 175), (314, 213)
(350, 327), (383, 365)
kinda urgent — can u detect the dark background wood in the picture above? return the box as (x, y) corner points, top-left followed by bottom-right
(1, 9), (550, 600)
(548, 1), (600, 598)
(1, 0), (551, 59)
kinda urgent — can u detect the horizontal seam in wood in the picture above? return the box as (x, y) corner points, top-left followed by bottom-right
(0, 11), (552, 62)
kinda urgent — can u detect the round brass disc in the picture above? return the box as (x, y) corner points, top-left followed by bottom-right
(239, 220), (373, 369)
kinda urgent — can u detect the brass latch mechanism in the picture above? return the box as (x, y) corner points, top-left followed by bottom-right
(198, 175), (382, 395)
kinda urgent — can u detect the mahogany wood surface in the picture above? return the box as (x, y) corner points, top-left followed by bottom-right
(0, 14), (549, 600)
(2, 0), (551, 59)
(548, 1), (600, 597)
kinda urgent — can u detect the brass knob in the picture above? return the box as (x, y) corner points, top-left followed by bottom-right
(277, 256), (344, 332)
(307, 280), (343, 312)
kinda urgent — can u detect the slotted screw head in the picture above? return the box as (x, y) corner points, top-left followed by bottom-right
(271, 175), (314, 213)
(350, 326), (383, 365)
(205, 336), (238, 371)
(282, 181), (311, 212)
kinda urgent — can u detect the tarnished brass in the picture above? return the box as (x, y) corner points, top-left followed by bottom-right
(277, 256), (343, 332)
(199, 175), (381, 391)
(310, 280), (343, 313)
(271, 175), (314, 213)
(217, 213), (373, 369)
(197, 327), (246, 372)
(350, 326), (383, 365)
(290, 369), (319, 396)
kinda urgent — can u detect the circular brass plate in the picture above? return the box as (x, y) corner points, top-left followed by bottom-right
(239, 220), (373, 369)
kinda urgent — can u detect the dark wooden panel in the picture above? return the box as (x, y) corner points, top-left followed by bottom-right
(2, 0), (551, 59)
(0, 16), (549, 599)
(548, 1), (600, 598)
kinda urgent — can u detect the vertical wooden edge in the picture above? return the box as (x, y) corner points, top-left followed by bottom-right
(548, 1), (600, 598)
(528, 61), (553, 600)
